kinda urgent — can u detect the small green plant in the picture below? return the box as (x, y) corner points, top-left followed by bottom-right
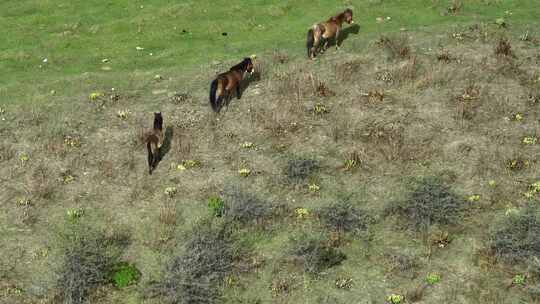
(208, 196), (225, 217)
(342, 151), (361, 172)
(512, 274), (526, 285)
(238, 168), (251, 177)
(66, 208), (84, 221)
(111, 262), (141, 288)
(312, 103), (329, 115)
(165, 187), (177, 197)
(387, 293), (404, 304)
(467, 194), (480, 202)
(426, 273), (441, 285)
(522, 136), (537, 145)
(335, 277), (353, 289)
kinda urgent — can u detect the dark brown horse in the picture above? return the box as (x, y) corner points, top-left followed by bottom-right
(209, 57), (254, 112)
(146, 112), (164, 174)
(306, 9), (354, 59)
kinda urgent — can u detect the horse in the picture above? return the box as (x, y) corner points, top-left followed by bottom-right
(209, 57), (254, 113)
(306, 8), (354, 59)
(146, 112), (164, 174)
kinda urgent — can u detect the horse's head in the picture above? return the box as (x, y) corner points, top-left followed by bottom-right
(154, 112), (163, 128)
(344, 8), (354, 24)
(243, 57), (254, 74)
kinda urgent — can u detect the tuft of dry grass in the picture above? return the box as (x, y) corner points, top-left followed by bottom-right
(159, 202), (177, 227)
(455, 82), (482, 121)
(436, 49), (453, 63)
(494, 37), (514, 58)
(377, 35), (411, 60)
(335, 59), (364, 82)
(447, 0), (463, 15)
(27, 163), (56, 201)
(363, 122), (405, 161)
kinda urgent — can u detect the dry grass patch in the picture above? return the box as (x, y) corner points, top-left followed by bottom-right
(377, 35), (411, 60)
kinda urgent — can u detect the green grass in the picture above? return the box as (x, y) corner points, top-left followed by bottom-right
(1, 0), (539, 105)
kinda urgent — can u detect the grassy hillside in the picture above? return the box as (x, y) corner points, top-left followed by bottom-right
(1, 1), (540, 304)
(1, 0), (539, 105)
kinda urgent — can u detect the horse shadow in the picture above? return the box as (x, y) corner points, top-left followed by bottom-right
(157, 126), (173, 164)
(333, 24), (360, 47)
(222, 74), (256, 111)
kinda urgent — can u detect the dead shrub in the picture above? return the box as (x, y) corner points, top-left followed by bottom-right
(377, 35), (411, 60)
(436, 49), (453, 63)
(222, 186), (273, 225)
(28, 163), (56, 201)
(289, 233), (346, 275)
(317, 197), (372, 234)
(149, 219), (238, 304)
(386, 176), (465, 232)
(489, 203), (540, 264)
(286, 158), (319, 184)
(54, 222), (126, 304)
(455, 83), (481, 120)
(315, 81), (335, 97)
(494, 37), (514, 58)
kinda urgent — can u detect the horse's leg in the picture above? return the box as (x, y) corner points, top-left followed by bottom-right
(236, 83), (241, 99)
(335, 27), (341, 50)
(312, 35), (320, 58)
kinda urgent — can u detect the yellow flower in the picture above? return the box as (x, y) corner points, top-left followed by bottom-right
(295, 207), (309, 219)
(488, 180), (496, 187)
(387, 294), (404, 304)
(182, 159), (200, 168)
(467, 194), (480, 202)
(308, 183), (320, 192)
(524, 191), (535, 199)
(531, 181), (540, 193)
(514, 113), (524, 121)
(89, 92), (103, 100)
(165, 187), (177, 197)
(522, 136), (537, 145)
(241, 141), (254, 149)
(238, 168), (251, 177)
(19, 154), (29, 163)
(116, 109), (130, 119)
(17, 198), (31, 206)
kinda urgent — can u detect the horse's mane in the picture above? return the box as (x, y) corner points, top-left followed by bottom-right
(229, 58), (251, 72)
(328, 9), (352, 22)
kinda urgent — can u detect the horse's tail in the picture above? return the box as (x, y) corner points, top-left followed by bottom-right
(209, 78), (221, 112)
(306, 28), (315, 58)
(147, 140), (154, 174)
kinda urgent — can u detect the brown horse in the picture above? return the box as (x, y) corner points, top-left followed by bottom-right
(209, 57), (254, 113)
(306, 9), (354, 59)
(146, 112), (164, 174)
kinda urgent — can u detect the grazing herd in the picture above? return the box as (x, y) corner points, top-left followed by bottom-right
(145, 9), (355, 174)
